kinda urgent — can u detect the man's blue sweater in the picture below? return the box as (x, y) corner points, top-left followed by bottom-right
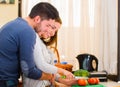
(0, 17), (42, 81)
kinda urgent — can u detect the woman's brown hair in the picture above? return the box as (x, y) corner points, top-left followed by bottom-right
(42, 17), (62, 47)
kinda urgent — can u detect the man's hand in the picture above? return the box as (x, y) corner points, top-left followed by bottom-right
(39, 72), (52, 80)
(49, 74), (56, 86)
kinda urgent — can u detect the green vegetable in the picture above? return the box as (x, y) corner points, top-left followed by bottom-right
(61, 75), (66, 79)
(73, 69), (89, 77)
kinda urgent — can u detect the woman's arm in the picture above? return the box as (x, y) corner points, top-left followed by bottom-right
(34, 34), (74, 79)
(34, 34), (58, 74)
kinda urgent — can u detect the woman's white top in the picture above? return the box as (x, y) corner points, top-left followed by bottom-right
(23, 34), (58, 87)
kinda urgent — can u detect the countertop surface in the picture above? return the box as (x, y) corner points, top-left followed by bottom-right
(100, 80), (120, 87)
(56, 80), (120, 87)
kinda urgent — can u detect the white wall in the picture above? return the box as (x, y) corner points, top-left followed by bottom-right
(0, 0), (18, 27)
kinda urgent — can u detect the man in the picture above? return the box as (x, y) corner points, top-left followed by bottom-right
(0, 2), (73, 87)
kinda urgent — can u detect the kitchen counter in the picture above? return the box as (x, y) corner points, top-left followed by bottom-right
(100, 80), (120, 87)
(56, 80), (120, 87)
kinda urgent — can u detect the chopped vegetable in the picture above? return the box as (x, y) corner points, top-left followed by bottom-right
(73, 69), (89, 77)
(61, 75), (66, 79)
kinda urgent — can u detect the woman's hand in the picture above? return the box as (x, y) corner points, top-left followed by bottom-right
(58, 68), (75, 79)
(58, 77), (78, 86)
(63, 69), (75, 79)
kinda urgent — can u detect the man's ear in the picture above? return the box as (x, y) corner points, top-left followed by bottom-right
(34, 16), (41, 23)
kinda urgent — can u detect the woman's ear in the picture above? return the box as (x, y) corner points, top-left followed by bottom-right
(34, 16), (41, 23)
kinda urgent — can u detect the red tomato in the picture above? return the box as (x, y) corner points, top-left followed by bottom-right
(95, 78), (100, 84)
(78, 79), (87, 86)
(88, 78), (96, 85)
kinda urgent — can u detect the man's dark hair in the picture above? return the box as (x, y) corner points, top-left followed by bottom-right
(29, 2), (59, 20)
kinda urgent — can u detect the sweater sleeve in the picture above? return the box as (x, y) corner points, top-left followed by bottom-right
(19, 28), (42, 79)
(33, 34), (58, 74)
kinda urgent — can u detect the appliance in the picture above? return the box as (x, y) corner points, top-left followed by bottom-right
(76, 53), (108, 82)
(76, 53), (98, 72)
(89, 71), (108, 82)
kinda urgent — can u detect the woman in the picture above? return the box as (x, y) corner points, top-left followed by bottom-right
(23, 18), (77, 87)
